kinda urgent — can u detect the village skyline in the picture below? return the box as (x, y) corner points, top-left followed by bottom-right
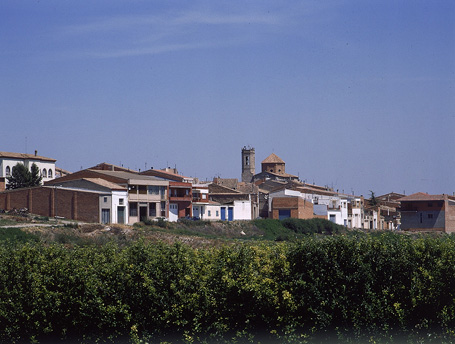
(1, 1), (454, 197)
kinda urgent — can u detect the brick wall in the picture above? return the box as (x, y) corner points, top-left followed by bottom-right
(0, 187), (100, 223)
(445, 197), (455, 233)
(271, 197), (314, 220)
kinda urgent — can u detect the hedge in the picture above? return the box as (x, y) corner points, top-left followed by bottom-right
(0, 233), (455, 343)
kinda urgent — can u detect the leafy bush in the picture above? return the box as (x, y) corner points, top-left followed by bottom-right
(253, 218), (294, 241)
(1, 234), (455, 343)
(281, 217), (343, 235)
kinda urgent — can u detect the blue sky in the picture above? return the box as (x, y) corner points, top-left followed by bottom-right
(1, 0), (454, 197)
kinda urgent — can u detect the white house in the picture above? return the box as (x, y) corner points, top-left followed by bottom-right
(199, 201), (222, 221)
(347, 196), (363, 228)
(0, 151), (56, 190)
(192, 184), (210, 219)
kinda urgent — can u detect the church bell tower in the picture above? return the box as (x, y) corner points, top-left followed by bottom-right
(241, 146), (255, 182)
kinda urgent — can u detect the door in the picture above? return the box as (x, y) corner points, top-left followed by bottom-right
(169, 203), (178, 222)
(101, 209), (110, 224)
(221, 207), (226, 221)
(140, 206), (147, 222)
(228, 207), (234, 221)
(117, 206), (125, 224)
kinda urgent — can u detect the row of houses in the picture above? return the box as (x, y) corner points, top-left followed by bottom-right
(1, 149), (454, 233)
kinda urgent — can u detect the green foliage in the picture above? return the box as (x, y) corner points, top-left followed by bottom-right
(34, 216), (49, 222)
(0, 227), (39, 243)
(281, 217), (343, 235)
(253, 218), (294, 241)
(156, 217), (167, 228)
(369, 190), (378, 206)
(30, 163), (42, 187)
(6, 163), (42, 190)
(1, 234), (455, 343)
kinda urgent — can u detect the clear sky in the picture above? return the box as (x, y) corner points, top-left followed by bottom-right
(1, 1), (454, 197)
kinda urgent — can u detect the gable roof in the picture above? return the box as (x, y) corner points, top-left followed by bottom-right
(56, 178), (127, 191)
(0, 151), (56, 162)
(45, 169), (166, 187)
(398, 192), (446, 202)
(213, 178), (238, 190)
(140, 169), (193, 183)
(208, 183), (243, 194)
(82, 178), (127, 190)
(88, 162), (135, 173)
(262, 153), (285, 164)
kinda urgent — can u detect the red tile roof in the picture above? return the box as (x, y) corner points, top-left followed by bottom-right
(398, 192), (446, 202)
(0, 151), (56, 162)
(261, 153), (285, 164)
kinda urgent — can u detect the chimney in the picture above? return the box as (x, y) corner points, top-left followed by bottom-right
(34, 150), (37, 156)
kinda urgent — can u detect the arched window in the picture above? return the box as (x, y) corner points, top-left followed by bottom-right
(48, 169), (53, 178)
(42, 169), (47, 178)
(5, 166), (10, 176)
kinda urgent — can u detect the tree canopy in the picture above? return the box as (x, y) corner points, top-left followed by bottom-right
(6, 163), (42, 190)
(369, 190), (378, 206)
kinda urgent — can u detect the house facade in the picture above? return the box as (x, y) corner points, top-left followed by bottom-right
(192, 184), (210, 219)
(45, 169), (169, 224)
(399, 193), (455, 233)
(208, 183), (254, 221)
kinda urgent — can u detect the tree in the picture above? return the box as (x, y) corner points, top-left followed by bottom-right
(30, 163), (42, 187)
(369, 190), (378, 207)
(6, 163), (42, 190)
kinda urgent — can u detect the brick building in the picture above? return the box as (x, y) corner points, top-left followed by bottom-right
(0, 180), (127, 224)
(399, 192), (455, 233)
(270, 196), (314, 220)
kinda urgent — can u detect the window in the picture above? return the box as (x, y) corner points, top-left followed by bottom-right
(130, 202), (138, 217)
(245, 156), (249, 166)
(104, 197), (108, 203)
(216, 210), (219, 217)
(208, 210), (211, 216)
(149, 203), (157, 217)
(428, 214), (434, 219)
(48, 169), (53, 178)
(160, 201), (166, 216)
(119, 198), (124, 205)
(148, 186), (160, 195)
(42, 169), (47, 178)
(5, 166), (10, 176)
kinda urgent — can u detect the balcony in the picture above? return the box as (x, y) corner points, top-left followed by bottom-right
(169, 195), (193, 202)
